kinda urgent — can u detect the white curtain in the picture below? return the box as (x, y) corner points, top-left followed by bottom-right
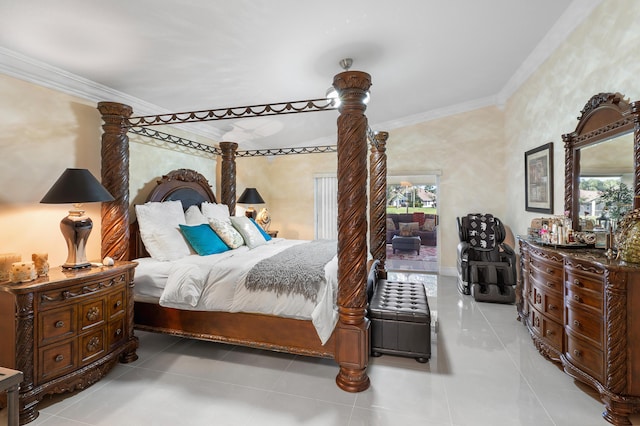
(314, 175), (338, 240)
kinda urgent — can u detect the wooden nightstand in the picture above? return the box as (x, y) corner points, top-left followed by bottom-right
(0, 261), (138, 424)
(267, 230), (278, 238)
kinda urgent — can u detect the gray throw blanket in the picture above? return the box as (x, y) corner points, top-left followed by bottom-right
(245, 240), (337, 302)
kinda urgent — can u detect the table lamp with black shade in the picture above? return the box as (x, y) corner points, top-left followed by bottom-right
(40, 168), (114, 269)
(237, 188), (264, 219)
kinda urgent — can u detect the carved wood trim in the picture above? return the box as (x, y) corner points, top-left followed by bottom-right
(333, 70), (371, 392)
(219, 142), (238, 215)
(98, 102), (133, 261)
(563, 92), (640, 227)
(604, 268), (627, 394)
(369, 132), (388, 274)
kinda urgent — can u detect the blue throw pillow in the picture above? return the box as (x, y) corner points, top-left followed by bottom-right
(250, 218), (272, 241)
(179, 224), (230, 255)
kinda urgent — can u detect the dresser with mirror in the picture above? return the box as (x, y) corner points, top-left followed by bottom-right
(518, 92), (640, 425)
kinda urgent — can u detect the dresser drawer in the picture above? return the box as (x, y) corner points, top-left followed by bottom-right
(565, 268), (603, 293)
(529, 258), (562, 286)
(566, 287), (602, 312)
(565, 304), (603, 348)
(38, 340), (77, 383)
(80, 298), (106, 331)
(566, 333), (603, 382)
(529, 266), (563, 294)
(531, 308), (563, 352)
(39, 306), (76, 345)
(532, 285), (562, 322)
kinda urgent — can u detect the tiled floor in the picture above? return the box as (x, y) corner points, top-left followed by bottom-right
(4, 274), (638, 425)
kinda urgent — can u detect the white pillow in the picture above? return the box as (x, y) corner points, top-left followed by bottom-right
(230, 216), (267, 249)
(135, 200), (191, 261)
(209, 217), (245, 249)
(185, 205), (208, 225)
(201, 202), (230, 221)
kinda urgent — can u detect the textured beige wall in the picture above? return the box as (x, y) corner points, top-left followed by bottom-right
(386, 106), (507, 272)
(504, 0), (640, 240)
(0, 74), (217, 266)
(0, 75), (103, 267)
(235, 152), (337, 240)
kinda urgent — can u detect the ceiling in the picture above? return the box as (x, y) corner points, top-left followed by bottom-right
(0, 0), (602, 150)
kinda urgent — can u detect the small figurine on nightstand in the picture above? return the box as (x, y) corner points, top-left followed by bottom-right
(32, 253), (49, 277)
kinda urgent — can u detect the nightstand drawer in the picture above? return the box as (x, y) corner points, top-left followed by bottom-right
(109, 289), (125, 318)
(80, 298), (105, 330)
(39, 306), (76, 345)
(81, 329), (106, 365)
(109, 318), (126, 348)
(39, 340), (76, 383)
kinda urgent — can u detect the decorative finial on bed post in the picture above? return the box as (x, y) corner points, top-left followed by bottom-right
(370, 131), (388, 278)
(219, 142), (238, 215)
(98, 101), (133, 261)
(333, 69), (372, 393)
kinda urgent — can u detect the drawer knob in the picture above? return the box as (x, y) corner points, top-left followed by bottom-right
(574, 320), (582, 327)
(548, 304), (557, 311)
(86, 336), (100, 352)
(115, 300), (122, 308)
(55, 354), (64, 362)
(573, 349), (582, 358)
(573, 295), (580, 302)
(54, 320), (64, 328)
(536, 294), (542, 304)
(86, 307), (100, 321)
(115, 328), (122, 336)
(546, 330), (555, 336)
(574, 279), (583, 287)
(546, 268), (553, 274)
(546, 281), (553, 288)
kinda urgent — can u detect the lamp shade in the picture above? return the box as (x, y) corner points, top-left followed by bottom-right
(41, 168), (114, 204)
(237, 188), (264, 205)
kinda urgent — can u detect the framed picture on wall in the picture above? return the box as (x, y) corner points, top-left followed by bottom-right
(525, 142), (553, 213)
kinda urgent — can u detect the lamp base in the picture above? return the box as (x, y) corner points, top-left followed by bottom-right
(60, 210), (93, 269)
(244, 208), (256, 219)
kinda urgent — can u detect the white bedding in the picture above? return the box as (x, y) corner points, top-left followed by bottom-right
(134, 238), (339, 344)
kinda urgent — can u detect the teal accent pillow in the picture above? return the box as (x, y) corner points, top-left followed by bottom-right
(250, 218), (272, 241)
(179, 224), (230, 255)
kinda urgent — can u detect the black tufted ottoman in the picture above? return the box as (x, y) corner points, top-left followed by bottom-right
(369, 280), (431, 363)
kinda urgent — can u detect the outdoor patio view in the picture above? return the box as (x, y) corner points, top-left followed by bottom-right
(386, 182), (437, 215)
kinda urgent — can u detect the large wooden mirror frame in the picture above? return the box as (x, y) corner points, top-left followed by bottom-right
(562, 92), (640, 230)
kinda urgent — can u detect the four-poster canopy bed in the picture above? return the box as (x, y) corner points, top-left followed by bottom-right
(97, 70), (389, 392)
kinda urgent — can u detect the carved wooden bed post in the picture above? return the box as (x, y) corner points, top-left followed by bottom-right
(98, 101), (133, 261)
(370, 131), (388, 277)
(219, 142), (238, 215)
(333, 70), (372, 392)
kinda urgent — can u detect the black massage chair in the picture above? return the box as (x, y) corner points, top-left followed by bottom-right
(456, 213), (516, 303)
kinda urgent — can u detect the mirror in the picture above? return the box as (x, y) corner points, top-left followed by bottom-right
(562, 92), (639, 230)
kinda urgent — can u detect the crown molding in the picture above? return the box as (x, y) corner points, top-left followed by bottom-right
(496, 0), (604, 106)
(371, 95), (497, 132)
(0, 47), (223, 141)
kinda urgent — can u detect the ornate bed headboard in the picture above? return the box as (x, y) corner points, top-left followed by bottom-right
(128, 168), (216, 260)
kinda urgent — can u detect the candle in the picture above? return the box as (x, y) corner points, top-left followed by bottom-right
(0, 253), (21, 281)
(10, 261), (36, 283)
